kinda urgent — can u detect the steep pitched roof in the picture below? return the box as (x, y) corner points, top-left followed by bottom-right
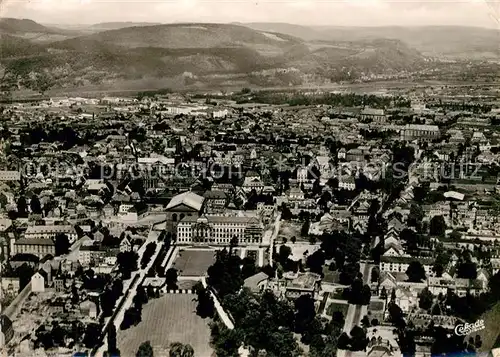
(166, 191), (204, 211)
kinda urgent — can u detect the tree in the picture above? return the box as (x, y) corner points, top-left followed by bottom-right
(337, 333), (351, 350)
(429, 215), (446, 237)
(193, 283), (215, 318)
(169, 342), (194, 357)
(17, 196), (28, 217)
(136, 341), (154, 357)
(133, 287), (148, 311)
(30, 195), (42, 214)
(431, 303), (441, 315)
(433, 249), (451, 277)
(121, 307), (141, 330)
(82, 323), (101, 349)
(301, 219), (310, 237)
(241, 257), (257, 279)
(291, 236), (297, 244)
(33, 71), (54, 95)
(418, 288), (434, 311)
(306, 250), (325, 276)
(210, 322), (242, 357)
(489, 271), (500, 301)
(107, 324), (120, 356)
(457, 260), (477, 279)
(294, 294), (316, 334)
(475, 335), (482, 349)
(165, 268), (178, 290)
(54, 233), (70, 256)
(207, 249), (243, 298)
(117, 251), (139, 279)
(361, 285), (371, 305)
(331, 311), (345, 329)
(406, 261), (426, 282)
(350, 326), (368, 351)
(278, 245), (292, 265)
(368, 199), (380, 216)
(370, 267), (380, 283)
(388, 303), (405, 329)
(71, 282), (79, 304)
(408, 203), (423, 227)
(100, 288), (118, 317)
(398, 330), (417, 356)
(141, 242), (156, 269)
(380, 287), (387, 301)
(449, 230), (462, 241)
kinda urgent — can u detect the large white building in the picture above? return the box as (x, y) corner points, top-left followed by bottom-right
(177, 215), (263, 245)
(380, 256), (434, 276)
(13, 238), (56, 258)
(0, 171), (20, 181)
(24, 225), (78, 243)
(401, 124), (440, 142)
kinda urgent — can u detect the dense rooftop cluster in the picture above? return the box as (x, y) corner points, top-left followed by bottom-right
(1, 85), (500, 356)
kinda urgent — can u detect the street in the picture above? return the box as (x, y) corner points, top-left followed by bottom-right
(95, 229), (173, 357)
(268, 212), (281, 267)
(339, 262), (373, 357)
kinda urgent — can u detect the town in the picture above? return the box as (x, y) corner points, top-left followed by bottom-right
(1, 84), (500, 357)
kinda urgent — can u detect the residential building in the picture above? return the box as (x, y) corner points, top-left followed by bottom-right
(284, 272), (321, 300)
(0, 170), (21, 181)
(339, 176), (356, 191)
(203, 190), (227, 213)
(380, 256), (434, 276)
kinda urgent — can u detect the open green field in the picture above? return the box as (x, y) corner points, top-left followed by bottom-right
(368, 300), (384, 311)
(173, 249), (216, 277)
(322, 266), (340, 284)
(277, 221), (304, 242)
(326, 302), (349, 318)
(117, 294), (213, 357)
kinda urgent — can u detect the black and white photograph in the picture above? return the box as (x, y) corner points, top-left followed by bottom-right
(0, 0), (500, 356)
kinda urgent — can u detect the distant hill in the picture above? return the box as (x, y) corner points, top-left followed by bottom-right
(242, 22), (327, 41)
(0, 21), (439, 91)
(88, 22), (164, 31)
(0, 17), (80, 43)
(71, 23), (302, 54)
(245, 23), (500, 60)
(0, 34), (47, 58)
(0, 18), (57, 34)
(286, 38), (426, 81)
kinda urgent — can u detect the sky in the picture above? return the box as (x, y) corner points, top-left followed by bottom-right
(1, 0), (499, 28)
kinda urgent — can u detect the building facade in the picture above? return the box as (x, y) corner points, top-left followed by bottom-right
(24, 225), (78, 243)
(401, 124), (440, 142)
(13, 238), (56, 258)
(177, 215), (263, 245)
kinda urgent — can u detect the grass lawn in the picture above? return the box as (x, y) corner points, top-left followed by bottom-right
(245, 249), (258, 262)
(369, 300), (385, 311)
(322, 266), (340, 284)
(173, 249), (216, 277)
(263, 249), (270, 266)
(277, 221), (304, 242)
(117, 294), (213, 357)
(326, 302), (349, 318)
